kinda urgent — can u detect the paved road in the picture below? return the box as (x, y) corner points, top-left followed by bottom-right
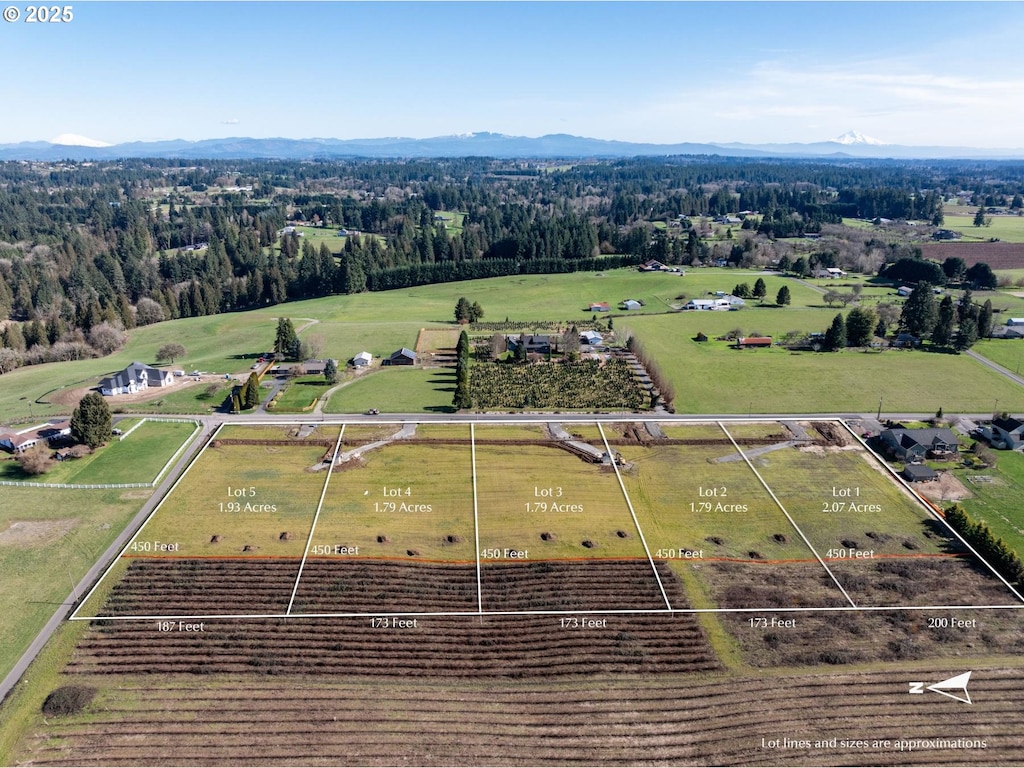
(966, 349), (1024, 389)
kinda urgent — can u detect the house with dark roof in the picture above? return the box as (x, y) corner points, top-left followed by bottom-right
(506, 335), (551, 355)
(99, 362), (174, 396)
(0, 419), (72, 454)
(982, 416), (1024, 449)
(879, 428), (959, 462)
(385, 348), (417, 366)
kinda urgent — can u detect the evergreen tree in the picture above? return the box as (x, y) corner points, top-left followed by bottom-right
(978, 299), (994, 338)
(324, 358), (338, 385)
(274, 317), (297, 358)
(242, 372), (261, 409)
(932, 295), (956, 348)
(845, 306), (877, 347)
(823, 313), (846, 351)
(70, 392), (112, 449)
(955, 316), (979, 350)
(454, 297), (472, 324)
(900, 285), (938, 337)
(973, 206), (987, 227)
(752, 277), (767, 302)
(775, 285), (791, 306)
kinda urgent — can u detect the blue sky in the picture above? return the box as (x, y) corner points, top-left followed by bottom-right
(2, 1), (1023, 147)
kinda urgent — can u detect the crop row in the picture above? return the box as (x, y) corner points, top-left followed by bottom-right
(25, 669), (1024, 766)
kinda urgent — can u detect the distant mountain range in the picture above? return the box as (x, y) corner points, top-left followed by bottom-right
(2, 131), (1022, 161)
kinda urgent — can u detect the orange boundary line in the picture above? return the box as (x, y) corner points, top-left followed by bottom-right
(120, 552), (968, 565)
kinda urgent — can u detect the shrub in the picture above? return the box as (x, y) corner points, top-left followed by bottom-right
(41, 685), (96, 717)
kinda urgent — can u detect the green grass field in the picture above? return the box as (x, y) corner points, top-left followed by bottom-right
(942, 214), (1024, 243)
(624, 313), (1024, 413)
(3, 267), (1024, 422)
(120, 381), (234, 415)
(972, 338), (1024, 376)
(269, 376), (332, 413)
(953, 450), (1024, 557)
(0, 487), (152, 680)
(314, 443), (476, 561)
(325, 367), (457, 413)
(474, 439), (646, 560)
(0, 420), (197, 485)
(751, 447), (946, 558)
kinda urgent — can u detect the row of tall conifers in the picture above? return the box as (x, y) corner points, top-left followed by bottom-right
(453, 330), (472, 410)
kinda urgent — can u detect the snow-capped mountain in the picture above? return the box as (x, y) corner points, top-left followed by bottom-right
(832, 130), (886, 146)
(50, 134), (113, 148)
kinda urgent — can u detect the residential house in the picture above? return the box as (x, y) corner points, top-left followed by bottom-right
(893, 333), (920, 348)
(735, 336), (772, 348)
(352, 351), (373, 367)
(300, 359), (338, 376)
(99, 362), (175, 396)
(983, 417), (1024, 449)
(0, 419), (72, 454)
(385, 348), (417, 366)
(879, 428), (959, 462)
(990, 325), (1024, 339)
(639, 260), (667, 272)
(815, 267), (847, 278)
(506, 335), (551, 355)
(684, 298), (733, 311)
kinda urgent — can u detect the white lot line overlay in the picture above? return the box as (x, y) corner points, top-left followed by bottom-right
(71, 603), (1024, 622)
(470, 423), (483, 615)
(840, 421), (1024, 606)
(286, 425), (347, 615)
(71, 418), (1024, 622)
(717, 421), (858, 609)
(69, 422), (227, 621)
(597, 422), (673, 611)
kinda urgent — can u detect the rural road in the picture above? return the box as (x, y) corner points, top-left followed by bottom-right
(0, 406), (1012, 705)
(966, 349), (1024, 389)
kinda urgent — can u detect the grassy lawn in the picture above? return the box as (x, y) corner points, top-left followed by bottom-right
(751, 448), (946, 557)
(474, 442), (646, 560)
(620, 441), (816, 562)
(268, 376), (332, 413)
(325, 367), (457, 414)
(313, 443), (476, 562)
(120, 381), (235, 415)
(624, 313), (1024, 413)
(952, 450), (1024, 557)
(0, 420), (197, 485)
(64, 421), (198, 485)
(0, 487), (152, 680)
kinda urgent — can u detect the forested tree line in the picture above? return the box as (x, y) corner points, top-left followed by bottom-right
(1, 156), (1023, 374)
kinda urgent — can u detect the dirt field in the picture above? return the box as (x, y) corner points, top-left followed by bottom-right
(919, 241), (1024, 268)
(0, 518), (77, 547)
(17, 668), (1024, 766)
